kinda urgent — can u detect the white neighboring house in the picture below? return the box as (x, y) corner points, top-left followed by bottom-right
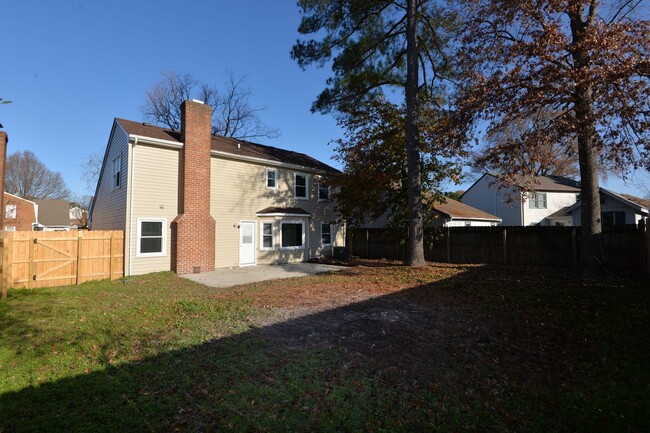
(565, 189), (649, 226)
(461, 173), (581, 226)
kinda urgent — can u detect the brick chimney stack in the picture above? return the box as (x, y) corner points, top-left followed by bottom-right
(0, 131), (8, 230)
(171, 100), (216, 274)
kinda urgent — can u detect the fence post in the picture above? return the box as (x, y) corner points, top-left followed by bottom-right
(646, 217), (650, 277)
(502, 227), (508, 265)
(350, 229), (354, 256)
(28, 236), (35, 288)
(1, 236), (6, 299)
(365, 229), (370, 257)
(446, 226), (451, 263)
(76, 230), (84, 285)
(3, 233), (13, 296)
(109, 231), (115, 280)
(571, 228), (578, 269)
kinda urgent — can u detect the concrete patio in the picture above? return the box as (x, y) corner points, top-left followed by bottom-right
(182, 262), (346, 289)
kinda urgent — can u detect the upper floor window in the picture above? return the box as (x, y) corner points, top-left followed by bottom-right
(294, 173), (308, 199)
(528, 192), (547, 209)
(113, 155), (122, 189)
(5, 204), (16, 219)
(318, 183), (330, 201)
(266, 168), (277, 189)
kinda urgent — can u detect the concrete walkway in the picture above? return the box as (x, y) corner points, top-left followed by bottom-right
(182, 262), (346, 289)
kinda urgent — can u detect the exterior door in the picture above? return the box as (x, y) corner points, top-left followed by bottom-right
(239, 221), (256, 266)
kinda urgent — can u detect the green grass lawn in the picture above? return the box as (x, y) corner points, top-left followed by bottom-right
(0, 264), (648, 432)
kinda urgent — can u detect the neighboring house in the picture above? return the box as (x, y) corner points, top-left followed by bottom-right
(69, 206), (88, 228)
(562, 189), (649, 226)
(34, 199), (73, 231)
(90, 100), (344, 276)
(461, 173), (581, 226)
(3, 192), (38, 231)
(430, 197), (502, 227)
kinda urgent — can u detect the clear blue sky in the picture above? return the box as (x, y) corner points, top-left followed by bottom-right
(1, 0), (646, 199)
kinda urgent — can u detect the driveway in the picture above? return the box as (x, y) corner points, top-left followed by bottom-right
(182, 262), (346, 289)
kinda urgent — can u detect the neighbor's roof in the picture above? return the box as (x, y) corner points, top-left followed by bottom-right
(431, 197), (501, 221)
(116, 118), (339, 174)
(34, 199), (71, 226)
(620, 193), (650, 210)
(502, 174), (581, 192)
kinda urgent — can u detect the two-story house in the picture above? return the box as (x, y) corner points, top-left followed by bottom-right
(90, 100), (344, 276)
(461, 173), (581, 226)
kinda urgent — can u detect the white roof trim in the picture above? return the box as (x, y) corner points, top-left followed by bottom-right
(448, 216), (502, 222)
(3, 192), (38, 205)
(129, 134), (183, 149)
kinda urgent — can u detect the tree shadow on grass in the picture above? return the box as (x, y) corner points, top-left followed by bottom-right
(1, 265), (648, 433)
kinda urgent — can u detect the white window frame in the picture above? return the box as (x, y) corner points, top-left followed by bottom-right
(318, 183), (330, 201)
(113, 155), (122, 189)
(320, 222), (332, 246)
(294, 173), (308, 200)
(5, 226), (16, 232)
(136, 218), (166, 257)
(5, 204), (16, 219)
(259, 221), (275, 251)
(280, 219), (306, 250)
(266, 168), (278, 189)
(528, 192), (547, 209)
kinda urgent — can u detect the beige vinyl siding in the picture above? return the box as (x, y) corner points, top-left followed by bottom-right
(211, 155), (343, 268)
(91, 123), (129, 230)
(128, 143), (180, 275)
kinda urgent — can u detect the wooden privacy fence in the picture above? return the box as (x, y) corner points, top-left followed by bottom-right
(347, 221), (650, 274)
(1, 230), (124, 298)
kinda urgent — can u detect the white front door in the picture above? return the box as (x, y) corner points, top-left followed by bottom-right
(239, 221), (256, 266)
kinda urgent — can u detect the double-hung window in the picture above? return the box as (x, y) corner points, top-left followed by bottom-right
(318, 183), (330, 201)
(137, 218), (166, 257)
(113, 155), (122, 189)
(5, 205), (16, 219)
(266, 168), (277, 189)
(260, 221), (274, 250)
(321, 223), (332, 245)
(294, 173), (308, 199)
(528, 192), (547, 209)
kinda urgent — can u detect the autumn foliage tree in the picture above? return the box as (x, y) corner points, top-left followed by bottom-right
(293, 0), (464, 265)
(472, 108), (580, 178)
(453, 0), (649, 276)
(333, 96), (465, 229)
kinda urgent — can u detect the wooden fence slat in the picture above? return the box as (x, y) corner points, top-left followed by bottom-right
(0, 230), (124, 293)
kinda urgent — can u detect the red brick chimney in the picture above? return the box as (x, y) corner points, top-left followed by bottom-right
(171, 100), (216, 274)
(0, 131), (7, 230)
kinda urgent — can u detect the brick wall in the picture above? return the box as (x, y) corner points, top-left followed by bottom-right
(171, 100), (216, 274)
(3, 193), (37, 231)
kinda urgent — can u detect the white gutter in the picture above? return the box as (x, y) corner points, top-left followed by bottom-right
(129, 134), (182, 149)
(255, 213), (311, 217)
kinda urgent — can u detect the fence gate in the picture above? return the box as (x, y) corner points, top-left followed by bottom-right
(1, 230), (124, 297)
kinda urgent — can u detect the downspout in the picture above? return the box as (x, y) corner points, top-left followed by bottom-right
(128, 136), (138, 277)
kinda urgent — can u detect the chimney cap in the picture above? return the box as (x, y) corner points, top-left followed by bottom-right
(190, 99), (205, 105)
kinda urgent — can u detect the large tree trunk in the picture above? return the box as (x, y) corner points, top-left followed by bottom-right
(570, 3), (604, 278)
(576, 96), (603, 277)
(405, 0), (426, 266)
